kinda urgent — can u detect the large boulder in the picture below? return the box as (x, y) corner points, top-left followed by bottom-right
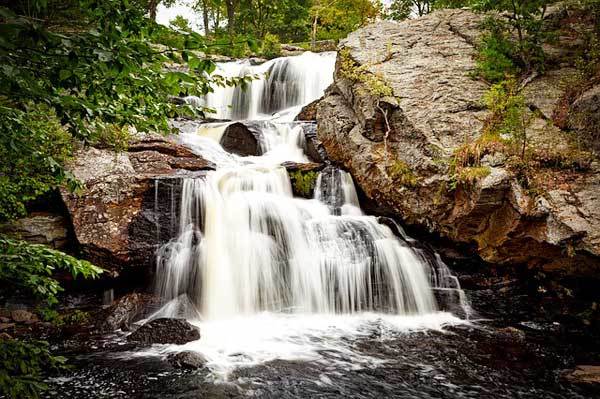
(127, 318), (200, 346)
(61, 134), (214, 276)
(316, 9), (600, 275)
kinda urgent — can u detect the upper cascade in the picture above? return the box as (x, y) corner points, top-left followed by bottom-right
(191, 51), (336, 121)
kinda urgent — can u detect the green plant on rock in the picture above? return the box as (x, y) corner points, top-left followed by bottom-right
(339, 48), (394, 98)
(387, 160), (419, 188)
(289, 171), (318, 197)
(475, 17), (521, 83)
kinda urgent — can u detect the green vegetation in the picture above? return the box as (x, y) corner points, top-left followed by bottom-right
(0, 237), (103, 398)
(0, 339), (67, 399)
(0, 237), (103, 306)
(289, 170), (319, 197)
(387, 160), (419, 188)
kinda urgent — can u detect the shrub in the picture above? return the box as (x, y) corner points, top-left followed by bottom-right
(0, 339), (67, 399)
(387, 160), (419, 188)
(475, 18), (520, 83)
(289, 170), (318, 197)
(260, 33), (282, 59)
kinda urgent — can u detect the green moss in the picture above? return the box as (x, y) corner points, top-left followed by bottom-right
(387, 160), (418, 188)
(289, 170), (318, 197)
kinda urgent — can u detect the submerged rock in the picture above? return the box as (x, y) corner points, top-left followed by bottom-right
(167, 351), (208, 369)
(127, 318), (200, 346)
(316, 9), (600, 276)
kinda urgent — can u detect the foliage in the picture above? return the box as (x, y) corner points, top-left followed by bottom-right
(472, 0), (551, 72)
(310, 0), (381, 43)
(339, 49), (393, 98)
(289, 170), (318, 197)
(475, 17), (520, 83)
(385, 0), (471, 20)
(170, 15), (193, 32)
(0, 104), (77, 222)
(387, 160), (419, 187)
(0, 338), (67, 399)
(260, 33), (282, 58)
(0, 237), (103, 306)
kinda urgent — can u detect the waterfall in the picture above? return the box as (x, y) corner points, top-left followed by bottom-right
(155, 165), (443, 320)
(148, 52), (467, 371)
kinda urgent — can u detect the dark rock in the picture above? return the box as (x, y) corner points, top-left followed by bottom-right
(282, 161), (323, 173)
(167, 351), (208, 369)
(300, 123), (327, 163)
(127, 318), (200, 346)
(220, 122), (264, 156)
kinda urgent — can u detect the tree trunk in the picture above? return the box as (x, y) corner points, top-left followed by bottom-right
(148, 0), (159, 21)
(202, 0), (210, 37)
(225, 0), (236, 45)
(311, 12), (318, 50)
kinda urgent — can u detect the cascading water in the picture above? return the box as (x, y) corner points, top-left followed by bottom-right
(193, 51), (336, 121)
(148, 50), (467, 374)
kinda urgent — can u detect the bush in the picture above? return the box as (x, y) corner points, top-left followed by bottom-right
(0, 237), (103, 306)
(475, 18), (520, 83)
(0, 339), (67, 399)
(0, 104), (78, 222)
(260, 33), (282, 59)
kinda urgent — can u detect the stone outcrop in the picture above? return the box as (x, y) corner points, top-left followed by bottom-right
(0, 212), (69, 249)
(61, 134), (214, 276)
(127, 318), (200, 346)
(316, 9), (600, 275)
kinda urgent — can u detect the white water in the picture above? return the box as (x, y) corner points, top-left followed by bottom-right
(145, 51), (467, 376)
(190, 51), (336, 121)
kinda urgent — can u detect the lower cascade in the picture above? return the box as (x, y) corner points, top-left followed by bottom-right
(155, 166), (452, 319)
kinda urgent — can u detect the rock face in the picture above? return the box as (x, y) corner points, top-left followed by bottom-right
(127, 318), (200, 346)
(61, 134), (214, 276)
(0, 212), (69, 249)
(99, 293), (149, 332)
(317, 9), (600, 275)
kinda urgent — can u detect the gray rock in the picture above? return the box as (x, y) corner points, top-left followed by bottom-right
(167, 351), (208, 369)
(127, 318), (200, 346)
(316, 9), (600, 275)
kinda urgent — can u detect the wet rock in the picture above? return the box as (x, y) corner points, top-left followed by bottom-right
(220, 122), (264, 157)
(300, 123), (327, 163)
(0, 212), (69, 249)
(296, 98), (320, 121)
(317, 9), (600, 276)
(61, 135), (214, 275)
(127, 318), (200, 346)
(564, 365), (600, 385)
(99, 293), (146, 332)
(167, 351), (208, 369)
